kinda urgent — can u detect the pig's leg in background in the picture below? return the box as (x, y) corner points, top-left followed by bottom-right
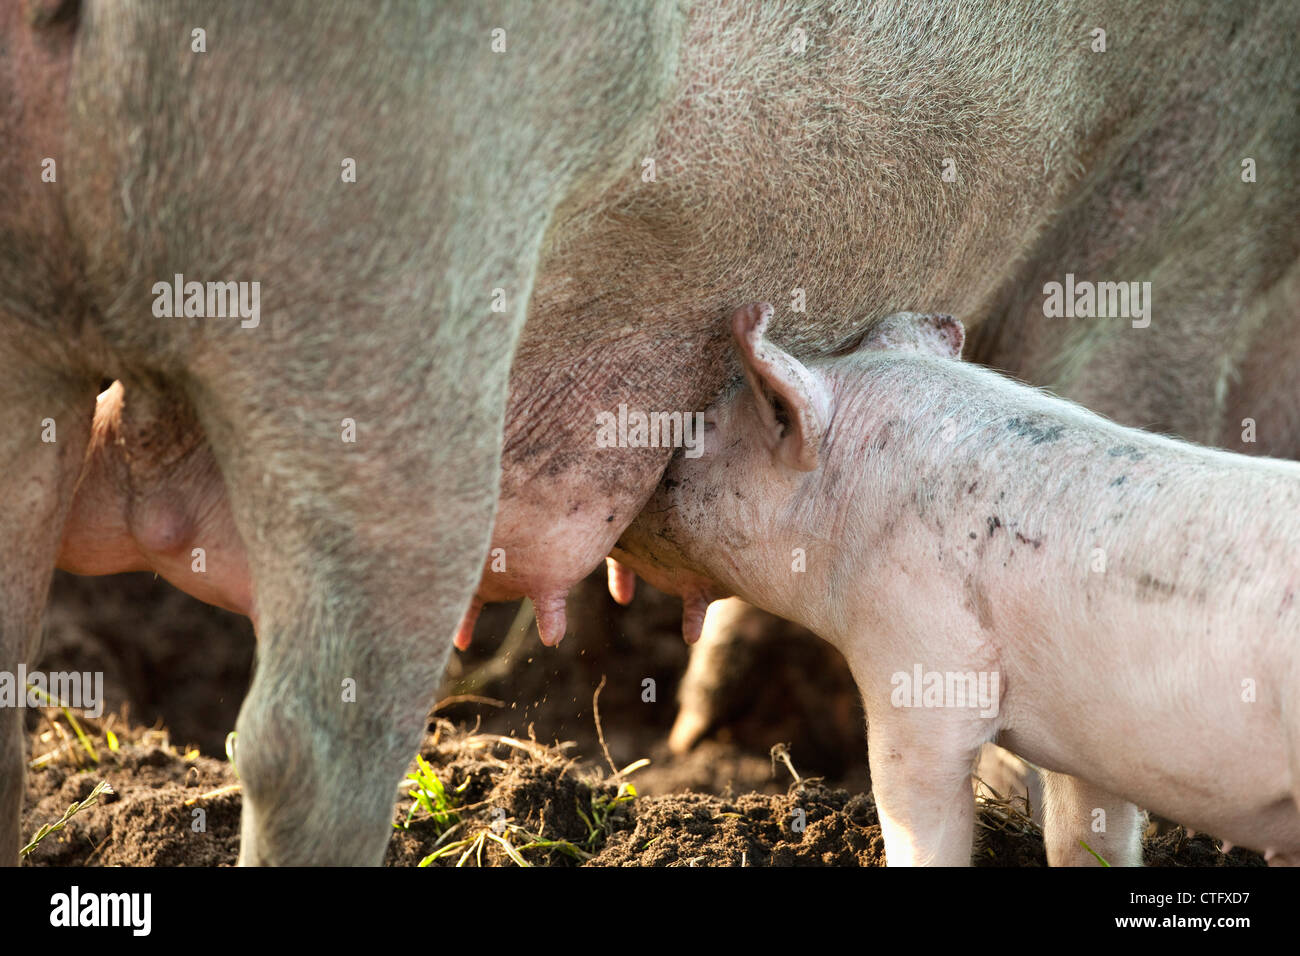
(863, 706), (986, 866)
(973, 743), (1044, 824)
(1040, 771), (1144, 866)
(668, 597), (750, 753)
(0, 362), (96, 865)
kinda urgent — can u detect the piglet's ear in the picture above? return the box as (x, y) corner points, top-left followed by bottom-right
(862, 312), (964, 359)
(731, 303), (831, 472)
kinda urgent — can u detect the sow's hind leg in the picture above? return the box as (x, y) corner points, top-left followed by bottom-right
(0, 344), (96, 865)
(198, 350), (508, 865)
(62, 0), (681, 864)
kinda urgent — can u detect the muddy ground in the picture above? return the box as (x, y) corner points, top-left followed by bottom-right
(21, 570), (1263, 867)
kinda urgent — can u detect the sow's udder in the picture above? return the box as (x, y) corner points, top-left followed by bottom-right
(58, 324), (740, 649)
(58, 352), (727, 648)
(472, 357), (718, 642)
(56, 371), (684, 648)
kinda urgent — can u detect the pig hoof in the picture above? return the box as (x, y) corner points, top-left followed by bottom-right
(667, 709), (711, 754)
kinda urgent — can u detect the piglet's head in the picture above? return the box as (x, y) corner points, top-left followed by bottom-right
(728, 303), (963, 470)
(612, 303), (834, 636)
(614, 303), (964, 642)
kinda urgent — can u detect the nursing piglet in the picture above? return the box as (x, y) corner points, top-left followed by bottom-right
(615, 303), (1300, 866)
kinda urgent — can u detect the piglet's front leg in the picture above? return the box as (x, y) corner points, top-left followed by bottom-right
(865, 709), (987, 866)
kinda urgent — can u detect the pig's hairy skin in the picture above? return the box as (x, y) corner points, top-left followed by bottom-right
(2, 1), (676, 866)
(4, 0), (1297, 865)
(490, 0), (1300, 626)
(617, 330), (1300, 866)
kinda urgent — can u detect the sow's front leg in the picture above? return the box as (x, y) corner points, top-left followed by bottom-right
(863, 705), (985, 867)
(0, 0), (99, 866)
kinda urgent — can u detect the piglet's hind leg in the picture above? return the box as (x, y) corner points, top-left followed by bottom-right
(1041, 770), (1143, 866)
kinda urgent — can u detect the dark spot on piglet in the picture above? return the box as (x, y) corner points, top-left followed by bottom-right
(969, 532), (977, 539)
(1007, 417), (1065, 445)
(1108, 445), (1146, 461)
(987, 516), (1001, 537)
(606, 515), (615, 522)
(1014, 531), (1043, 548)
(1137, 573), (1176, 600)
(1110, 475), (1127, 487)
